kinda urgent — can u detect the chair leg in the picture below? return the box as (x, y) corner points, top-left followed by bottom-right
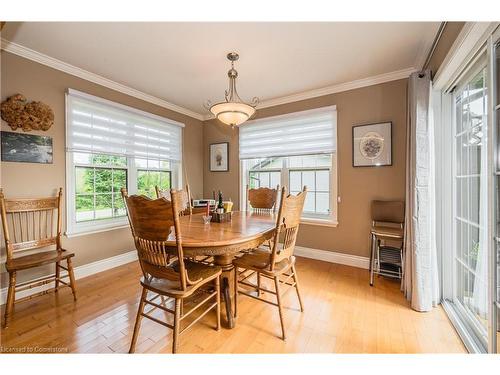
(55, 261), (60, 292)
(257, 272), (262, 296)
(67, 258), (77, 300)
(216, 276), (221, 331)
(368, 234), (374, 274)
(370, 234), (376, 286)
(273, 276), (286, 341)
(173, 298), (182, 354)
(291, 265), (304, 312)
(129, 287), (147, 353)
(3, 271), (16, 328)
(233, 268), (238, 318)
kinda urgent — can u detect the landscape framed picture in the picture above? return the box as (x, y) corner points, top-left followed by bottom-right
(352, 122), (392, 167)
(1, 131), (53, 164)
(209, 142), (229, 172)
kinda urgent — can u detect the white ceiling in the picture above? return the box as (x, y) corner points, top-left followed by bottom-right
(2, 22), (439, 118)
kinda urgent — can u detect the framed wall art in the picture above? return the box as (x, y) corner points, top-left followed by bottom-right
(210, 142), (229, 172)
(1, 131), (53, 164)
(352, 122), (392, 167)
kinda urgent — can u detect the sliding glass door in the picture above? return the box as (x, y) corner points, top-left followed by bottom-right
(493, 32), (500, 354)
(450, 60), (489, 351)
(438, 24), (500, 354)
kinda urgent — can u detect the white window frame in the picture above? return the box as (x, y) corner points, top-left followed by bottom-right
(239, 107), (338, 227)
(65, 91), (183, 237)
(434, 22), (500, 353)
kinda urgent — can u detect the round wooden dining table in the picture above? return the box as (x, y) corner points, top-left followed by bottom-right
(165, 211), (276, 328)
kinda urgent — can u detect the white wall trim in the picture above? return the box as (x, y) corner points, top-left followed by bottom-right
(0, 250), (137, 305)
(433, 22), (499, 91)
(0, 38), (204, 121)
(202, 67), (417, 121)
(2, 37), (417, 123)
(0, 246), (367, 305)
(295, 246), (370, 270)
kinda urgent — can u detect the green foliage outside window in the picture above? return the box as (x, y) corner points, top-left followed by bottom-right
(74, 153), (171, 221)
(75, 154), (127, 222)
(137, 170), (171, 198)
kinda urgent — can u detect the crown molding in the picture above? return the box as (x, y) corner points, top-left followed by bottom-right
(0, 38), (205, 121)
(202, 66), (417, 121)
(1, 38), (416, 123)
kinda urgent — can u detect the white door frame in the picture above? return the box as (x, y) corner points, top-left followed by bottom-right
(434, 21), (500, 353)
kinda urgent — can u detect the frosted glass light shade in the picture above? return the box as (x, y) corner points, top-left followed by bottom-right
(210, 102), (256, 126)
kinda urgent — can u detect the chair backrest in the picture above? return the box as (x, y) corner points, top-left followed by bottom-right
(155, 184), (192, 216)
(122, 188), (199, 291)
(269, 186), (307, 271)
(0, 188), (62, 262)
(246, 185), (280, 214)
(371, 200), (405, 226)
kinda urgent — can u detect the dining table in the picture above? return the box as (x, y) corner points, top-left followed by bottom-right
(165, 211), (276, 329)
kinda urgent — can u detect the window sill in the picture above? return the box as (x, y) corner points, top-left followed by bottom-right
(65, 219), (130, 238)
(300, 218), (338, 228)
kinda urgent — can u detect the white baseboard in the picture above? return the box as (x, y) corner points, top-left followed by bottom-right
(1, 247), (367, 305)
(0, 250), (137, 305)
(295, 246), (370, 269)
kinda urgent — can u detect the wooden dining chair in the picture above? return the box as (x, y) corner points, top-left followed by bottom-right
(156, 184), (210, 265)
(0, 188), (77, 328)
(122, 188), (222, 354)
(233, 186), (306, 340)
(155, 184), (193, 216)
(246, 184), (280, 214)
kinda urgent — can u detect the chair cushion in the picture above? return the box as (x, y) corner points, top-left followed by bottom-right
(141, 260), (221, 298)
(6, 249), (74, 271)
(371, 225), (404, 239)
(233, 248), (295, 276)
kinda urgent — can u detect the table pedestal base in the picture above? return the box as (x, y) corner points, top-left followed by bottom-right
(214, 254), (236, 329)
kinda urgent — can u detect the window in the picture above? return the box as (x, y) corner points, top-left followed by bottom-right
(239, 106), (337, 224)
(494, 37), (500, 353)
(135, 158), (172, 198)
(435, 23), (499, 354)
(65, 89), (183, 236)
(452, 66), (488, 348)
(74, 153), (127, 223)
(438, 57), (491, 352)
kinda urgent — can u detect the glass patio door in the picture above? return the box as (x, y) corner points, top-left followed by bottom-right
(451, 61), (489, 351)
(493, 32), (500, 354)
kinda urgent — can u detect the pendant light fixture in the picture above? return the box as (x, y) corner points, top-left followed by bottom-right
(205, 52), (259, 127)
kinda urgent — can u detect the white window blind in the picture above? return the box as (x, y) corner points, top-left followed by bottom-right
(66, 89), (183, 161)
(239, 105), (336, 159)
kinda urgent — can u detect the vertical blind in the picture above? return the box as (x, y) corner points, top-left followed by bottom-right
(238, 106), (337, 159)
(66, 89), (183, 161)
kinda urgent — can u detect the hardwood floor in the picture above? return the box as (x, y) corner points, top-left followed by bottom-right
(0, 257), (466, 353)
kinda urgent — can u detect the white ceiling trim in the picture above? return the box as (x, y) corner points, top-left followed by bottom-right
(0, 38), (205, 121)
(202, 66), (417, 121)
(2, 37), (418, 124)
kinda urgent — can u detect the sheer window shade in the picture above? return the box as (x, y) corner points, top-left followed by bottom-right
(66, 89), (183, 161)
(239, 106), (337, 159)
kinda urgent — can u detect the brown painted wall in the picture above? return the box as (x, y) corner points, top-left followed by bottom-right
(0, 51), (204, 283)
(428, 22), (465, 76)
(204, 79), (408, 257)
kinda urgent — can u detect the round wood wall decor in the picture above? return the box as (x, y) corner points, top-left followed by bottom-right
(1, 94), (54, 131)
